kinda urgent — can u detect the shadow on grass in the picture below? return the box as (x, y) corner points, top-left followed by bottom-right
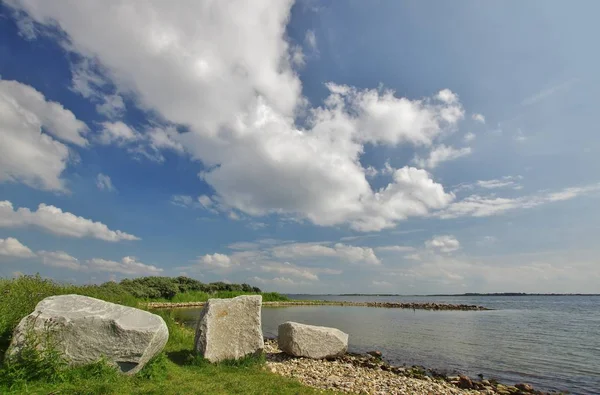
(167, 350), (266, 368)
(166, 350), (195, 366)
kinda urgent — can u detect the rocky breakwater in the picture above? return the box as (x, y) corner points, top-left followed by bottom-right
(147, 300), (491, 311)
(7, 294), (168, 374)
(194, 294), (263, 362)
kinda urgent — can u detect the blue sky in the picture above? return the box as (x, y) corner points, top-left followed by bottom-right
(1, 0), (599, 294)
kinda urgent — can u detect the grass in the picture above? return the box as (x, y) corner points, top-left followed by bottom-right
(0, 276), (330, 395)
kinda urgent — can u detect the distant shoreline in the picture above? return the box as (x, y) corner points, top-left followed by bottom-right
(299, 293), (600, 297)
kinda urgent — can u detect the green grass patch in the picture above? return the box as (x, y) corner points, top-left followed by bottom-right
(0, 276), (329, 395)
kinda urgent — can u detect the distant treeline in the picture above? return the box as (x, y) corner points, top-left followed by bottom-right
(119, 276), (262, 300)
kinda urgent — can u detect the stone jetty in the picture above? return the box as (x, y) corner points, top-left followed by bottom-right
(147, 300), (491, 311)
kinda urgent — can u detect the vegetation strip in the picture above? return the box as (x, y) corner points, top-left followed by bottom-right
(146, 300), (492, 311)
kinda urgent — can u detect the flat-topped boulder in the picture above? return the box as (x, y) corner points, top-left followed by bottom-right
(7, 294), (168, 375)
(278, 321), (348, 359)
(194, 295), (263, 362)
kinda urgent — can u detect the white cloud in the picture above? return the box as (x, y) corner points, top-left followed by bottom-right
(0, 79), (88, 146)
(97, 121), (140, 146)
(304, 30), (317, 51)
(464, 132), (475, 142)
(471, 113), (485, 123)
(260, 261), (319, 281)
(0, 80), (87, 191)
(38, 250), (82, 270)
(96, 173), (115, 191)
(413, 145), (471, 169)
(364, 166), (378, 178)
(70, 58), (107, 99)
(0, 237), (35, 258)
(87, 256), (162, 275)
(425, 235), (460, 253)
(70, 58), (126, 119)
(454, 175), (523, 192)
(14, 12), (37, 40)
(375, 245), (415, 253)
(96, 94), (125, 119)
(289, 44), (305, 68)
(10, 1), (469, 232)
(436, 89), (458, 104)
(271, 242), (381, 265)
(146, 126), (184, 153)
(197, 253), (233, 268)
(0, 200), (139, 241)
(439, 183), (600, 219)
(250, 276), (300, 286)
(372, 280), (391, 287)
(170, 195), (195, 208)
(514, 128), (527, 142)
(521, 79), (577, 107)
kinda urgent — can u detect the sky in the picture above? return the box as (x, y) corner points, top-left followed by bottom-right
(1, 0), (599, 294)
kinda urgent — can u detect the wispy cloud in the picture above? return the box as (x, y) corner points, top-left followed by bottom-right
(440, 183), (600, 219)
(521, 78), (578, 107)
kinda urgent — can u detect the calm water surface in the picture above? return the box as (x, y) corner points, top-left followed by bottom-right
(173, 295), (600, 395)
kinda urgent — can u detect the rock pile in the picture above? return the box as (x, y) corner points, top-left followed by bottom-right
(8, 294), (168, 375)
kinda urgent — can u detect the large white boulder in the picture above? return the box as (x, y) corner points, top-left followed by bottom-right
(194, 295), (263, 362)
(7, 294), (168, 374)
(278, 321), (348, 359)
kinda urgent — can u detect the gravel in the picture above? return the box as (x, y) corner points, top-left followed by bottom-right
(264, 339), (493, 395)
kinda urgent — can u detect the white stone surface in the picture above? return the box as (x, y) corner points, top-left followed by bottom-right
(8, 294), (168, 374)
(194, 295), (263, 362)
(278, 321), (348, 359)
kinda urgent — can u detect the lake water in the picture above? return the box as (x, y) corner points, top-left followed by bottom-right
(172, 295), (600, 395)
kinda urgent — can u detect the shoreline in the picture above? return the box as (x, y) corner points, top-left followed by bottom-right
(146, 300), (492, 311)
(263, 338), (561, 395)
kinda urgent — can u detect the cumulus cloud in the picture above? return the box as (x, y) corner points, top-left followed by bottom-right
(0, 200), (139, 241)
(271, 242), (381, 265)
(0, 79), (88, 191)
(260, 261), (319, 281)
(249, 276), (302, 286)
(0, 237), (35, 258)
(38, 250), (82, 270)
(0, 79), (88, 146)
(464, 132), (476, 142)
(8, 1), (469, 232)
(87, 256), (162, 275)
(96, 173), (115, 191)
(413, 145), (472, 169)
(97, 121), (140, 146)
(425, 235), (461, 253)
(33, 249), (162, 274)
(197, 253), (234, 268)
